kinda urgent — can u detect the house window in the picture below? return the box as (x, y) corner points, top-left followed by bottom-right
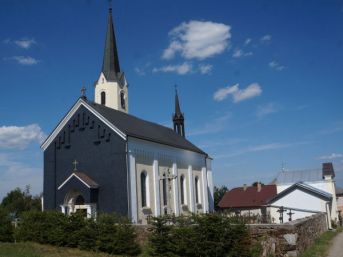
(195, 176), (200, 204)
(101, 92), (106, 105)
(180, 175), (185, 205)
(162, 174), (168, 206)
(141, 171), (148, 207)
(120, 91), (126, 109)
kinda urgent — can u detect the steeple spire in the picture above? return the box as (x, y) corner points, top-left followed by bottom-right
(173, 87), (185, 138)
(102, 6), (121, 81)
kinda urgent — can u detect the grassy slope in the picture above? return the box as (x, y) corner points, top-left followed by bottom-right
(299, 228), (343, 257)
(0, 242), (123, 257)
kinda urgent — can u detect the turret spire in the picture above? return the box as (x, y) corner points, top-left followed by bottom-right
(102, 7), (121, 81)
(173, 87), (185, 138)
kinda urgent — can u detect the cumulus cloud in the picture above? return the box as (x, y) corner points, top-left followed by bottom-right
(0, 124), (46, 149)
(213, 83), (262, 103)
(319, 153), (343, 160)
(256, 103), (280, 118)
(199, 64), (213, 74)
(244, 38), (252, 45)
(232, 48), (253, 58)
(162, 20), (231, 60)
(269, 61), (285, 71)
(4, 56), (39, 65)
(260, 34), (272, 43)
(3, 38), (37, 49)
(152, 62), (192, 75)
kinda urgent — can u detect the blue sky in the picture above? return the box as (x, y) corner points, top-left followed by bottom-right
(0, 0), (343, 200)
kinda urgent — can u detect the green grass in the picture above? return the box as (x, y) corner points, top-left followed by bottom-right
(0, 242), (125, 257)
(299, 228), (343, 257)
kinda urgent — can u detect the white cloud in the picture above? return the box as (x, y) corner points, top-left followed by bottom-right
(213, 83), (262, 103)
(199, 64), (213, 74)
(232, 48), (253, 58)
(14, 38), (36, 49)
(256, 103), (279, 118)
(319, 153), (343, 160)
(216, 141), (311, 159)
(134, 67), (146, 76)
(260, 34), (272, 43)
(3, 38), (37, 49)
(152, 62), (192, 75)
(162, 20), (231, 60)
(188, 113), (231, 136)
(244, 38), (252, 45)
(4, 56), (39, 65)
(269, 61), (285, 71)
(0, 124), (46, 149)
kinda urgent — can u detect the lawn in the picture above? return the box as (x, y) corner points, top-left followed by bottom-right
(0, 242), (124, 257)
(299, 227), (343, 257)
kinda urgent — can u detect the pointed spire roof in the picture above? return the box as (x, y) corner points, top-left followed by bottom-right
(174, 88), (184, 120)
(102, 7), (121, 81)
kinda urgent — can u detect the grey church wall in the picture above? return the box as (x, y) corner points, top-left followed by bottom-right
(43, 104), (128, 216)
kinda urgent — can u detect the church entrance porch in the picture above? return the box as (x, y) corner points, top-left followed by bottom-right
(57, 171), (99, 218)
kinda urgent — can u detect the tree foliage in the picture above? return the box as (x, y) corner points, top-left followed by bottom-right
(214, 185), (228, 211)
(0, 186), (41, 218)
(0, 208), (14, 242)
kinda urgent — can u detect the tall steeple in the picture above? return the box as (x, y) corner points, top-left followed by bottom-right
(173, 88), (185, 138)
(94, 6), (128, 113)
(102, 7), (121, 82)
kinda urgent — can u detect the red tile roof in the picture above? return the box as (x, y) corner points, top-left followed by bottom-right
(218, 185), (277, 209)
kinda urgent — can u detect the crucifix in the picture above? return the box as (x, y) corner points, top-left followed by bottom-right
(81, 86), (86, 98)
(277, 206), (287, 224)
(161, 168), (177, 215)
(72, 159), (79, 171)
(287, 209), (295, 221)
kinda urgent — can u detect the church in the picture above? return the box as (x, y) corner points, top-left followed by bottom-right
(41, 8), (214, 224)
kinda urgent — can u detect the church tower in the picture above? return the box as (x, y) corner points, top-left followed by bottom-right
(94, 7), (128, 113)
(173, 89), (185, 137)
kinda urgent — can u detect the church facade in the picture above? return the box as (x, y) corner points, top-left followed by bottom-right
(41, 8), (214, 224)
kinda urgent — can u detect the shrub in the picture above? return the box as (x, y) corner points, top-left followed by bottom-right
(0, 208), (14, 242)
(148, 213), (251, 257)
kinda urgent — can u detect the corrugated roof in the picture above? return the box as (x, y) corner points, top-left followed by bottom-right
(87, 100), (207, 155)
(218, 185), (277, 208)
(274, 169), (322, 184)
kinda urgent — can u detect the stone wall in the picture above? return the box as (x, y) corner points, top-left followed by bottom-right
(249, 213), (328, 257)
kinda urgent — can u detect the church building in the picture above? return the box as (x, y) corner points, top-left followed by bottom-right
(41, 8), (214, 224)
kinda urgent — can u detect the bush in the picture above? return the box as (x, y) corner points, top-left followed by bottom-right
(15, 210), (140, 256)
(148, 213), (251, 257)
(0, 208), (14, 242)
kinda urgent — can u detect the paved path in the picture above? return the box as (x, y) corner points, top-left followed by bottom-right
(327, 231), (343, 257)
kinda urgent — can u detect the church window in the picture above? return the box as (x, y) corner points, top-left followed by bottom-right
(180, 175), (186, 205)
(75, 195), (85, 205)
(162, 174), (168, 206)
(141, 171), (148, 207)
(195, 176), (200, 204)
(120, 91), (126, 109)
(101, 91), (106, 105)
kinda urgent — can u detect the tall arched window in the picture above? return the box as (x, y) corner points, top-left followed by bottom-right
(195, 176), (200, 204)
(101, 91), (106, 105)
(180, 175), (185, 205)
(141, 171), (148, 207)
(120, 91), (126, 109)
(162, 174), (168, 207)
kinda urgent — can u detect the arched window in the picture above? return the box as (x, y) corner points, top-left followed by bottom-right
(180, 175), (185, 205)
(162, 174), (168, 206)
(120, 91), (126, 109)
(195, 176), (200, 204)
(101, 91), (106, 105)
(141, 171), (148, 207)
(75, 195), (85, 205)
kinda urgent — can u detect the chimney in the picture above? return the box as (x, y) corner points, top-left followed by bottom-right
(243, 184), (247, 191)
(257, 182), (262, 192)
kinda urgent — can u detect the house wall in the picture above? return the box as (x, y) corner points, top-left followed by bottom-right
(43, 105), (128, 216)
(270, 188), (329, 224)
(277, 180), (338, 221)
(128, 137), (213, 224)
